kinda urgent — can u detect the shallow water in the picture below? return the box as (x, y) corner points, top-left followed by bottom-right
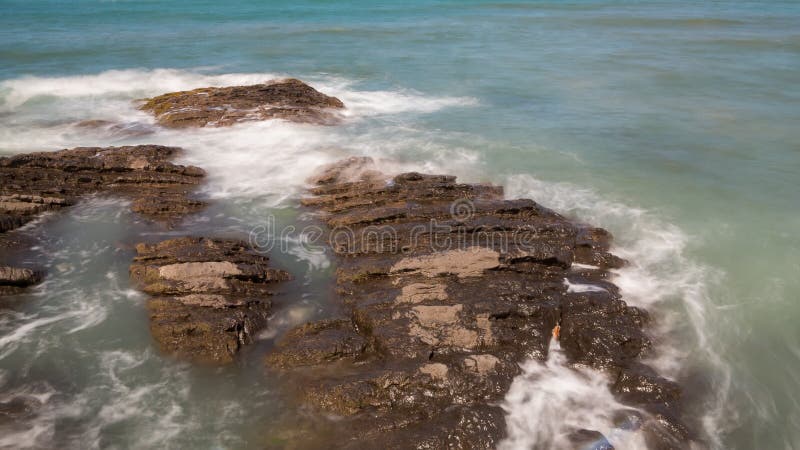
(1, 1), (799, 448)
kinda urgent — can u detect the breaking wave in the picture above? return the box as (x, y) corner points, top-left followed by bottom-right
(503, 174), (733, 449)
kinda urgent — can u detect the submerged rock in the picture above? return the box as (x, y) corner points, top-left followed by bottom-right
(74, 119), (156, 137)
(265, 157), (692, 448)
(0, 145), (206, 234)
(139, 78), (345, 128)
(130, 237), (291, 364)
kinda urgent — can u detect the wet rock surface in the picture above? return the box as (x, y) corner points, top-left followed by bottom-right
(139, 78), (345, 128)
(0, 266), (42, 287)
(0, 145), (206, 234)
(130, 237), (291, 364)
(266, 157), (693, 448)
(0, 266), (43, 296)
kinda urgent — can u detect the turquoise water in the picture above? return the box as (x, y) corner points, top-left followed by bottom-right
(1, 1), (799, 448)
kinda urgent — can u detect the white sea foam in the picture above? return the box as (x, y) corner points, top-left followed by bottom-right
(0, 69), (476, 115)
(571, 263), (601, 270)
(325, 83), (478, 117)
(0, 69), (283, 111)
(505, 174), (732, 448)
(0, 382), (59, 449)
(0, 68), (481, 449)
(0, 68), (479, 209)
(0, 67), (732, 448)
(0, 312), (82, 360)
(89, 350), (190, 447)
(564, 278), (608, 293)
(501, 339), (647, 450)
(0, 68), (476, 127)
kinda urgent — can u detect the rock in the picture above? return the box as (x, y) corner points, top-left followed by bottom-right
(265, 157), (691, 447)
(463, 354), (500, 376)
(0, 381), (54, 431)
(75, 119), (114, 128)
(642, 412), (693, 450)
(559, 291), (651, 368)
(612, 364), (682, 408)
(0, 145), (206, 235)
(0, 214), (28, 234)
(305, 156), (380, 186)
(139, 78), (345, 128)
(612, 408), (646, 431)
(130, 237), (291, 364)
(0, 395), (42, 427)
(0, 266), (42, 288)
(75, 119), (156, 137)
(266, 319), (369, 368)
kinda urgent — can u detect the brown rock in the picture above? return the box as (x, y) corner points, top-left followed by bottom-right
(139, 78), (345, 128)
(265, 157), (690, 447)
(0, 266), (42, 288)
(74, 119), (155, 137)
(266, 319), (369, 368)
(0, 145), (206, 235)
(130, 237), (291, 364)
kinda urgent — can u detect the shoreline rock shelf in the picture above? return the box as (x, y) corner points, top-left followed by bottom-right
(129, 237), (292, 364)
(265, 157), (693, 448)
(0, 78), (694, 446)
(138, 78), (345, 128)
(0, 145), (207, 234)
(0, 145), (207, 295)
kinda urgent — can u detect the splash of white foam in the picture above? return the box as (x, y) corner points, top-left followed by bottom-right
(0, 312), (82, 359)
(500, 339), (647, 450)
(505, 174), (732, 448)
(0, 68), (479, 209)
(0, 69), (284, 111)
(0, 68), (476, 120)
(0, 69), (484, 448)
(564, 278), (608, 293)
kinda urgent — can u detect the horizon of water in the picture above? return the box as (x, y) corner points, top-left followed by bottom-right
(1, 1), (799, 449)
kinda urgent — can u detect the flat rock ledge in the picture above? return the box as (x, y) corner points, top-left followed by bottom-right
(0, 145), (206, 234)
(130, 237), (291, 364)
(139, 78), (345, 128)
(265, 157), (693, 449)
(0, 265), (43, 296)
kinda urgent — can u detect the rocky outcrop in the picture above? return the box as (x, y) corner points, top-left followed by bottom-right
(0, 145), (206, 234)
(265, 157), (691, 448)
(139, 78), (345, 128)
(0, 266), (41, 287)
(0, 266), (43, 295)
(130, 237), (291, 364)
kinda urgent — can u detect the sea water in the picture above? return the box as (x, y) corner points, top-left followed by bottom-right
(1, 1), (799, 448)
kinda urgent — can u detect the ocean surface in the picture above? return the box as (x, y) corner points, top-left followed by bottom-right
(1, 0), (799, 448)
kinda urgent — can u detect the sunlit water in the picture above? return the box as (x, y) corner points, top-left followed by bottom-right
(1, 1), (798, 448)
